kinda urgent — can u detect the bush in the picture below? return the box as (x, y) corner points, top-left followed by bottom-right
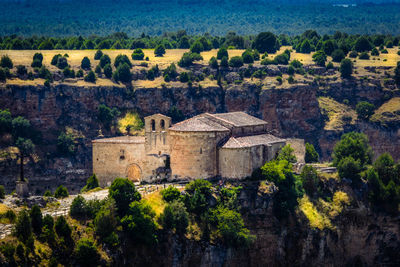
(70, 195), (87, 219)
(161, 186), (181, 203)
(51, 54), (62, 65)
(54, 185), (69, 198)
(94, 50), (103, 60)
(337, 156), (362, 183)
(349, 51), (358, 58)
(29, 205), (43, 236)
(300, 166), (319, 196)
(305, 142), (319, 163)
(114, 62), (131, 83)
(356, 101), (375, 120)
(159, 200), (189, 234)
(373, 153), (397, 185)
(277, 144), (297, 163)
(15, 65), (26, 76)
(55, 216), (71, 240)
(220, 56), (229, 68)
(103, 63), (112, 79)
(209, 56), (218, 69)
(84, 70), (96, 83)
(312, 50), (327, 67)
(354, 36), (373, 52)
(76, 69), (84, 78)
(99, 54), (111, 68)
(229, 56), (243, 68)
(217, 47), (228, 60)
(190, 40), (204, 54)
(81, 174), (99, 192)
(38, 65), (52, 81)
(33, 52), (43, 62)
(74, 239), (100, 267)
(0, 67), (6, 82)
(114, 54), (132, 68)
(0, 185), (4, 199)
(340, 58), (353, 78)
(94, 201), (118, 246)
(253, 32), (279, 53)
(358, 52), (370, 60)
(63, 67), (75, 78)
(241, 50), (254, 64)
(371, 47), (379, 56)
(121, 201), (157, 245)
(109, 178), (141, 217)
(0, 55), (13, 69)
(163, 63), (178, 80)
(81, 57), (91, 70)
(43, 190), (52, 197)
(299, 39), (312, 53)
(131, 48), (145, 60)
(331, 49), (345, 62)
(178, 52), (203, 67)
(97, 104), (120, 130)
(154, 44), (166, 57)
(183, 179), (212, 216)
(56, 57), (68, 69)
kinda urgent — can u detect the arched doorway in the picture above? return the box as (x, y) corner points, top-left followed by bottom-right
(126, 164), (142, 183)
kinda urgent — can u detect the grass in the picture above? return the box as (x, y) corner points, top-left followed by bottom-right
(370, 97), (400, 125)
(117, 111), (144, 135)
(299, 191), (350, 230)
(0, 203), (9, 214)
(143, 190), (165, 218)
(318, 97), (357, 131)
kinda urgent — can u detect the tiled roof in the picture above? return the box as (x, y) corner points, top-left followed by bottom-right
(208, 112), (267, 127)
(169, 112), (267, 132)
(92, 136), (145, 144)
(221, 134), (285, 148)
(169, 116), (230, 132)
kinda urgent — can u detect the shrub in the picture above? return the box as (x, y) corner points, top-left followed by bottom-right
(43, 190), (52, 197)
(242, 50), (254, 64)
(76, 69), (84, 78)
(97, 104), (120, 130)
(358, 52), (370, 60)
(337, 156), (362, 183)
(0, 55), (13, 69)
(38, 65), (52, 81)
(121, 201), (157, 245)
(63, 67), (75, 78)
(81, 174), (99, 192)
(229, 56), (244, 68)
(299, 39), (312, 53)
(356, 101), (374, 120)
(371, 47), (379, 56)
(51, 54), (62, 65)
(33, 52), (43, 62)
(94, 50), (103, 60)
(373, 153), (397, 185)
(300, 166), (319, 196)
(55, 216), (71, 240)
(31, 58), (42, 68)
(190, 40), (204, 54)
(70, 195), (87, 219)
(178, 52), (203, 67)
(354, 36), (373, 52)
(131, 48), (145, 60)
(84, 70), (96, 83)
(340, 58), (353, 78)
(154, 44), (166, 57)
(333, 132), (373, 167)
(99, 54), (111, 68)
(54, 185), (69, 198)
(81, 56), (91, 69)
(163, 63), (178, 80)
(290, 59), (303, 69)
(0, 185), (5, 199)
(0, 67), (6, 82)
(94, 201), (118, 246)
(217, 47), (228, 60)
(56, 57), (68, 69)
(349, 51), (358, 58)
(95, 65), (102, 74)
(276, 76), (282, 84)
(183, 179), (212, 216)
(331, 49), (345, 62)
(209, 56), (218, 69)
(74, 239), (100, 267)
(312, 50), (327, 67)
(161, 186), (181, 203)
(30, 205), (42, 235)
(253, 32), (279, 53)
(103, 64), (112, 78)
(160, 200), (189, 234)
(114, 62), (131, 83)
(220, 56), (229, 68)
(114, 54), (132, 68)
(305, 142), (319, 163)
(109, 178), (141, 217)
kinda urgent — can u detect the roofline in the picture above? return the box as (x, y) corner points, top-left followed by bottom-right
(144, 113), (171, 120)
(206, 112), (268, 127)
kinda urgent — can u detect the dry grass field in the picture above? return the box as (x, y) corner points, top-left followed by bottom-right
(371, 97), (400, 124)
(318, 97), (357, 131)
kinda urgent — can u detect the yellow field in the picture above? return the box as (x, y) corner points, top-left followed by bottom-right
(318, 97), (357, 130)
(371, 97), (400, 124)
(143, 190), (165, 218)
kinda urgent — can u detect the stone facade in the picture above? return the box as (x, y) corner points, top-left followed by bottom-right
(92, 112), (286, 185)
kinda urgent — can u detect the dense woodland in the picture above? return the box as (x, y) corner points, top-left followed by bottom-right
(1, 1), (400, 36)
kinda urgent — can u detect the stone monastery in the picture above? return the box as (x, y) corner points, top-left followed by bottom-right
(92, 112), (286, 186)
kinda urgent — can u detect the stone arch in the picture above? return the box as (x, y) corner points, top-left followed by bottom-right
(126, 163), (142, 183)
(151, 119), (155, 131)
(160, 119), (165, 130)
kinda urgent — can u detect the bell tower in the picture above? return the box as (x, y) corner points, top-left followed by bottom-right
(144, 114), (171, 155)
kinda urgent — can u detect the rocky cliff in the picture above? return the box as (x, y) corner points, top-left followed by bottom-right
(0, 79), (399, 191)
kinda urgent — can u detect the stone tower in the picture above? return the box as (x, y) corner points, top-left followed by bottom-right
(144, 114), (171, 156)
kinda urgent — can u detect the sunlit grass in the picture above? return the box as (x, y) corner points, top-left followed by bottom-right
(117, 111), (144, 135)
(371, 97), (400, 124)
(299, 195), (333, 230)
(143, 190), (165, 218)
(318, 97), (357, 131)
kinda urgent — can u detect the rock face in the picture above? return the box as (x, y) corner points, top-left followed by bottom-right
(0, 80), (399, 191)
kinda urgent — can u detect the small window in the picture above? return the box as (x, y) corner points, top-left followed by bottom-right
(151, 119), (155, 131)
(160, 119), (165, 130)
(200, 148), (202, 154)
(120, 149), (125, 160)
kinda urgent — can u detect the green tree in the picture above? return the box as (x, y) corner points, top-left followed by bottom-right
(51, 54), (62, 65)
(70, 195), (88, 219)
(0, 109), (12, 134)
(80, 57), (91, 70)
(57, 132), (75, 155)
(220, 56), (229, 68)
(253, 32), (279, 53)
(333, 132), (373, 167)
(114, 54), (132, 68)
(337, 156), (362, 183)
(277, 144), (297, 163)
(340, 58), (353, 79)
(159, 200), (189, 234)
(29, 205), (42, 235)
(0, 67), (6, 82)
(354, 36), (373, 52)
(81, 174), (99, 192)
(55, 216), (72, 241)
(56, 57), (68, 69)
(114, 62), (131, 83)
(183, 179), (212, 216)
(15, 138), (34, 182)
(209, 56), (218, 69)
(0, 55), (13, 69)
(154, 44), (166, 57)
(99, 54), (111, 68)
(300, 165), (319, 196)
(121, 201), (157, 245)
(312, 50), (327, 67)
(94, 200), (118, 246)
(94, 50), (103, 60)
(373, 153), (396, 185)
(54, 185), (69, 198)
(14, 210), (32, 243)
(131, 48), (145, 60)
(241, 50), (254, 63)
(178, 52), (203, 67)
(11, 116), (31, 139)
(160, 186), (181, 203)
(190, 40), (204, 54)
(103, 63), (112, 78)
(356, 101), (375, 120)
(299, 39), (312, 53)
(228, 56), (243, 68)
(97, 104), (120, 130)
(305, 142), (319, 163)
(74, 239), (100, 267)
(109, 178), (141, 217)
(84, 70), (96, 83)
(331, 49), (345, 62)
(217, 47), (228, 60)
(371, 47), (379, 56)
